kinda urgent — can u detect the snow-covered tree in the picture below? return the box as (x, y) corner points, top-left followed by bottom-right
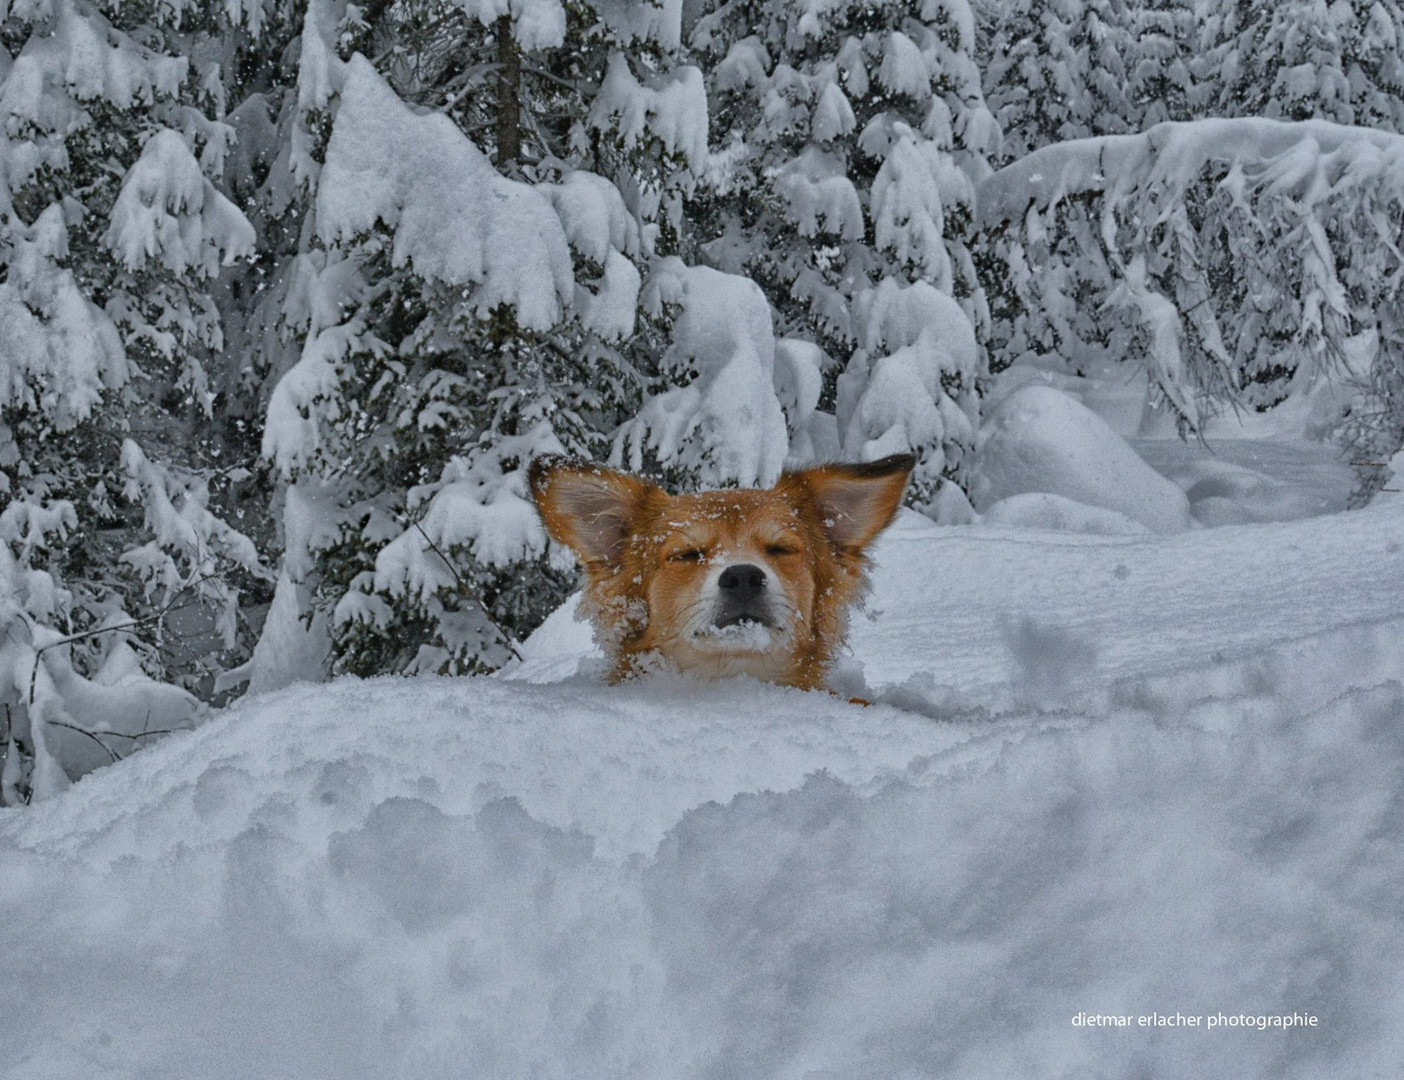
(691, 0), (998, 508)
(615, 258), (789, 487)
(1209, 0), (1404, 132)
(979, 119), (1404, 493)
(0, 0), (279, 800)
(1128, 0), (1198, 128)
(1340, 306), (1404, 504)
(350, 0), (706, 251)
(981, 0), (1136, 161)
(835, 278), (981, 512)
(256, 0), (720, 680)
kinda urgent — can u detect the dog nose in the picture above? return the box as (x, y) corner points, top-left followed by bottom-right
(718, 563), (766, 602)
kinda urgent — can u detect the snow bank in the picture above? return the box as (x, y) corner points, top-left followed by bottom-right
(985, 360), (1359, 524)
(6, 494), (1404, 1079)
(980, 491), (1152, 535)
(972, 385), (1193, 532)
(5, 636), (1404, 1077)
(1157, 455), (1345, 526)
(856, 501), (1404, 706)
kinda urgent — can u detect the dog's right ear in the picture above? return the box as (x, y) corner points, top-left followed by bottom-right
(528, 456), (659, 566)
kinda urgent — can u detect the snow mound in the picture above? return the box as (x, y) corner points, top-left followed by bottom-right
(972, 385), (1193, 533)
(7, 496), (1404, 1079)
(854, 501), (1404, 707)
(1166, 456), (1346, 526)
(4, 659), (1404, 1077)
(980, 491), (1152, 536)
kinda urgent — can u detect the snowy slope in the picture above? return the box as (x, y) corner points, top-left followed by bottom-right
(858, 503), (1404, 704)
(4, 500), (1404, 1079)
(516, 501), (1404, 716)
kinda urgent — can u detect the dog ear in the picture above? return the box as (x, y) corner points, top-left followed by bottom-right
(528, 456), (659, 565)
(783, 454), (915, 551)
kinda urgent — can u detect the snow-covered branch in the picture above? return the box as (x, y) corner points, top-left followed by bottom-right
(979, 118), (1404, 451)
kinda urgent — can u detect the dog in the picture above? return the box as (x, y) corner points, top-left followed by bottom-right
(528, 454), (914, 690)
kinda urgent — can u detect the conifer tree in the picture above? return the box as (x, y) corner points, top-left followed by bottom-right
(0, 0), (277, 799)
(692, 0), (998, 510)
(1210, 0), (1404, 131)
(1128, 0), (1198, 127)
(981, 0), (1135, 160)
(257, 0), (713, 679)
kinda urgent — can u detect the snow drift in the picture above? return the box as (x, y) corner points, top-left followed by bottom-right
(3, 498), (1404, 1079)
(971, 384), (1193, 533)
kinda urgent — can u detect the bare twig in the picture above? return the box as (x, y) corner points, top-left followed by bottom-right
(520, 62), (592, 96)
(410, 519), (524, 663)
(101, 717), (189, 742)
(43, 719), (120, 764)
(26, 574), (219, 708)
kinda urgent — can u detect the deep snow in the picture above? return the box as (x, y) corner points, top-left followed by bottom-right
(4, 473), (1403, 1078)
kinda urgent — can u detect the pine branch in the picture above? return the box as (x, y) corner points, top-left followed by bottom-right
(410, 519), (525, 663)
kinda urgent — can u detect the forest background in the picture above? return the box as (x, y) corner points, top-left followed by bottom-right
(4, 0), (1404, 799)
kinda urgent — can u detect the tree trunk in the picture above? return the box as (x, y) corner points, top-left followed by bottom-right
(495, 16), (521, 167)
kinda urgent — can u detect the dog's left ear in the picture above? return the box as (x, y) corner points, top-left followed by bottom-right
(782, 454), (915, 552)
(528, 456), (659, 566)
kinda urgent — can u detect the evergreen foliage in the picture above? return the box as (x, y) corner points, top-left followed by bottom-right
(982, 0), (1135, 160)
(976, 0), (1404, 487)
(257, 0), (701, 682)
(0, 0), (280, 801)
(691, 0), (999, 507)
(980, 120), (1404, 456)
(1210, 0), (1404, 130)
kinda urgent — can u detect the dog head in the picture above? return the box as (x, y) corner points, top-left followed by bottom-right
(529, 455), (914, 689)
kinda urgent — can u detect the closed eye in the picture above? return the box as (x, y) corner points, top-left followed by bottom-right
(669, 548), (706, 562)
(765, 544), (799, 557)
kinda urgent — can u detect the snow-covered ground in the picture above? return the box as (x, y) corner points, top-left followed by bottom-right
(4, 380), (1403, 1079)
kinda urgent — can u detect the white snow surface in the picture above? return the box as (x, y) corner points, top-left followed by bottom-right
(979, 491), (1152, 536)
(972, 384), (1194, 533)
(5, 495), (1404, 1077)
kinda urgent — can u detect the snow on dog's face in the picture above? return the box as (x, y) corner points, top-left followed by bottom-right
(529, 455), (914, 689)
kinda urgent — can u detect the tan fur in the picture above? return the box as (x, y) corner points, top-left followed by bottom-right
(529, 455), (914, 690)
